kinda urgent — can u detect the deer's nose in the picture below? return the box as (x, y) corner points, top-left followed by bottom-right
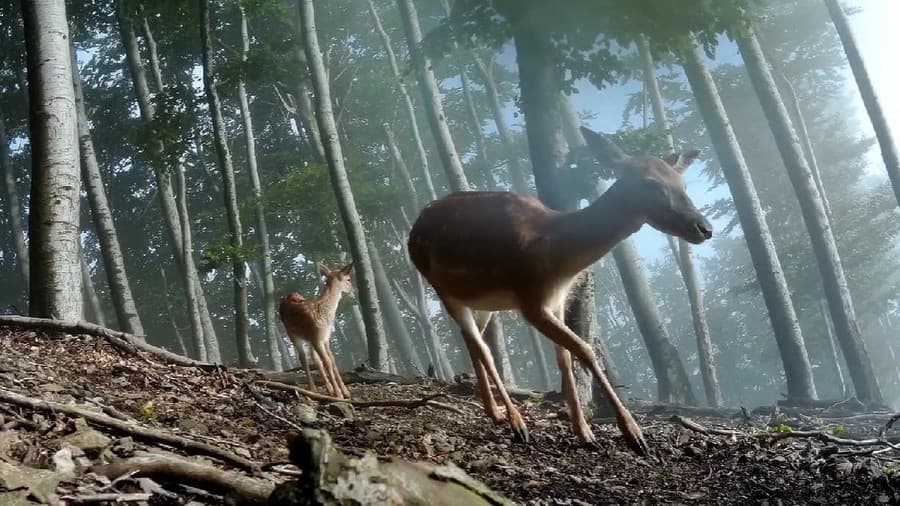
(695, 219), (713, 240)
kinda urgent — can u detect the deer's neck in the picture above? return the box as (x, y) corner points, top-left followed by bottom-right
(315, 280), (343, 320)
(548, 182), (644, 276)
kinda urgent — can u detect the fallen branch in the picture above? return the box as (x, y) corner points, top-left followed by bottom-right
(0, 388), (256, 471)
(671, 415), (895, 448)
(255, 380), (464, 415)
(0, 315), (214, 369)
(92, 452), (274, 505)
(60, 493), (152, 503)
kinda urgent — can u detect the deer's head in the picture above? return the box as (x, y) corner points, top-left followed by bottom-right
(581, 127), (712, 245)
(318, 261), (354, 293)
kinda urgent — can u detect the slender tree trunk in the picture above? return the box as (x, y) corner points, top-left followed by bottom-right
(81, 255), (105, 326)
(680, 42), (818, 401)
(22, 0), (82, 320)
(71, 43), (144, 335)
(116, 2), (220, 360)
(160, 266), (190, 357)
(483, 316), (516, 385)
(238, 6), (281, 371)
(200, 0), (254, 367)
(736, 31), (883, 405)
(383, 123), (420, 214)
(820, 299), (848, 398)
(298, 0), (388, 370)
(459, 66), (496, 190)
(368, 238), (425, 375)
(395, 0), (469, 192)
(640, 37), (721, 407)
(526, 326), (551, 390)
(473, 54), (529, 194)
(174, 163), (206, 361)
(824, 0), (900, 209)
(367, 0), (436, 201)
(0, 106), (29, 286)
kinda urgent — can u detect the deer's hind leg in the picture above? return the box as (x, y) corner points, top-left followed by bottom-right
(325, 339), (351, 398)
(554, 304), (596, 444)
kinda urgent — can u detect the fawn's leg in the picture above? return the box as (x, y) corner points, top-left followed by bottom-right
(311, 342), (340, 398)
(554, 304), (596, 443)
(325, 340), (351, 398)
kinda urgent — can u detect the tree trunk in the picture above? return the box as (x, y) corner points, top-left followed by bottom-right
(81, 255), (105, 326)
(0, 104), (29, 286)
(484, 316), (515, 386)
(383, 122), (420, 215)
(22, 0), (82, 320)
(116, 2), (220, 360)
(395, 0), (469, 192)
(640, 37), (721, 407)
(199, 0), (254, 368)
(298, 0), (388, 371)
(473, 54), (529, 194)
(736, 30), (883, 405)
(238, 6), (281, 371)
(71, 42), (144, 335)
(459, 66), (496, 190)
(824, 0), (900, 209)
(368, 238), (425, 375)
(160, 266), (190, 358)
(174, 162), (206, 361)
(820, 299), (848, 398)
(526, 326), (551, 390)
(680, 42), (818, 401)
(367, 0), (436, 202)
(558, 93), (696, 405)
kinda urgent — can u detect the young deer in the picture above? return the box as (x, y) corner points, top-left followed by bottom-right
(407, 127), (711, 455)
(279, 262), (354, 399)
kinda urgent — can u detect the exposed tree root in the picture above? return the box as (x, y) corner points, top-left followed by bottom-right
(255, 380), (465, 415)
(0, 387), (257, 470)
(92, 452), (274, 505)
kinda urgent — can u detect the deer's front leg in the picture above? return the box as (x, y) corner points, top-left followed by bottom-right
(554, 305), (596, 444)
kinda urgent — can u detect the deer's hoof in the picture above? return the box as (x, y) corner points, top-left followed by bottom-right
(509, 411), (530, 444)
(617, 414), (649, 456)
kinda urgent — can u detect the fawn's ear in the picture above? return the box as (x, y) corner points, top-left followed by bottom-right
(581, 127), (632, 176)
(317, 262), (330, 277)
(662, 150), (702, 174)
(339, 262), (354, 275)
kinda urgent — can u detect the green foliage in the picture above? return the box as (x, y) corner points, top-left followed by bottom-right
(199, 241), (260, 274)
(767, 423), (793, 434)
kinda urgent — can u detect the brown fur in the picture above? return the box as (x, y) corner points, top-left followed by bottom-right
(407, 127), (711, 454)
(279, 262), (353, 399)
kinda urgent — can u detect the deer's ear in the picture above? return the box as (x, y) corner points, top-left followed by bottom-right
(340, 262), (354, 275)
(661, 153), (680, 166)
(673, 149), (701, 174)
(317, 262), (330, 277)
(580, 127), (631, 175)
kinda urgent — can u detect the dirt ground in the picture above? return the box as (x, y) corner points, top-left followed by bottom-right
(0, 326), (898, 505)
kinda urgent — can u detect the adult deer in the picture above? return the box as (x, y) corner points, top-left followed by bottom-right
(279, 262), (354, 399)
(407, 127), (711, 455)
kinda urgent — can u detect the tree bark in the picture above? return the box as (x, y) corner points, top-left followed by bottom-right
(680, 41), (818, 401)
(367, 0), (436, 201)
(80, 255), (105, 326)
(473, 54), (529, 194)
(395, 0), (469, 192)
(71, 42), (144, 335)
(22, 0), (82, 320)
(526, 326), (551, 390)
(383, 122), (420, 215)
(824, 0), (900, 209)
(298, 0), (388, 370)
(820, 299), (848, 398)
(484, 316), (515, 386)
(160, 266), (190, 357)
(736, 30), (883, 405)
(174, 162), (206, 360)
(199, 0), (254, 367)
(0, 104), (29, 286)
(459, 65), (496, 190)
(238, 6), (281, 371)
(640, 37), (721, 407)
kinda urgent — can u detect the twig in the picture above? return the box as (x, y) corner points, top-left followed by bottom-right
(255, 380), (464, 415)
(0, 388), (257, 471)
(92, 452), (274, 505)
(0, 315), (214, 369)
(669, 415), (739, 437)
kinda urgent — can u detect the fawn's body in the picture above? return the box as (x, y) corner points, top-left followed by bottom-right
(279, 262), (354, 399)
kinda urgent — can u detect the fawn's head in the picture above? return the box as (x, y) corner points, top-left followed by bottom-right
(318, 261), (354, 293)
(581, 127), (712, 245)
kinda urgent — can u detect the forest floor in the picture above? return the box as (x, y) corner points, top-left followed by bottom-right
(0, 325), (899, 505)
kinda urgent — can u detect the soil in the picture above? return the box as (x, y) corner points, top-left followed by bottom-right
(0, 326), (898, 505)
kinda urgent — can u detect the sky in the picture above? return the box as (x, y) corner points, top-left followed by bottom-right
(527, 0), (900, 267)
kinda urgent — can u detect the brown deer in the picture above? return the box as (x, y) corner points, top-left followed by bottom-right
(407, 127), (711, 455)
(279, 262), (354, 399)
